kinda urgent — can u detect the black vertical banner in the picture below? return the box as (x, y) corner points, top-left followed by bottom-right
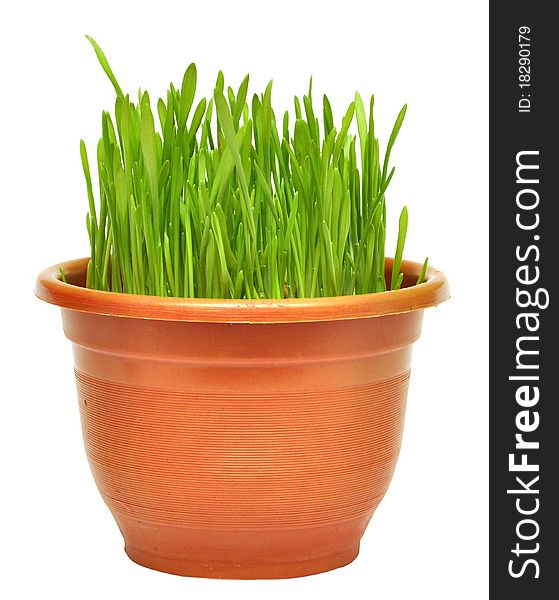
(490, 2), (557, 598)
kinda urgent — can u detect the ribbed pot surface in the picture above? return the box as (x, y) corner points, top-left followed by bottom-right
(64, 311), (418, 578)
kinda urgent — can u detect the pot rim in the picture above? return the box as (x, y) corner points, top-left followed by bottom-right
(35, 257), (449, 323)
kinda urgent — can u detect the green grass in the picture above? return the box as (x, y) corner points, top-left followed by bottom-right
(81, 36), (427, 299)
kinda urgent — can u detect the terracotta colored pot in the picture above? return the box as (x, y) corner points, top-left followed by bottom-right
(36, 257), (449, 579)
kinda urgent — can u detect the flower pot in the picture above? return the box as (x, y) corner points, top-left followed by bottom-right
(36, 257), (449, 579)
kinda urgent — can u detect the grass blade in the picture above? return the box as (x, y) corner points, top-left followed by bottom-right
(391, 206), (408, 290)
(86, 35), (123, 98)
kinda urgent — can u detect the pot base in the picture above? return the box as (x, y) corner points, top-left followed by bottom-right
(115, 512), (370, 579)
(125, 542), (359, 579)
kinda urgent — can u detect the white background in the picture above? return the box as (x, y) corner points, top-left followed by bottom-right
(1, 1), (488, 598)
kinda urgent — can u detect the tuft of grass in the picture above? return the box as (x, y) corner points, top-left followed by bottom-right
(81, 36), (427, 299)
